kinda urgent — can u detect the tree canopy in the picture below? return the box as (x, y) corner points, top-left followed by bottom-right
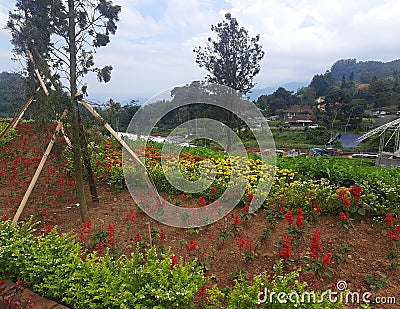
(194, 13), (264, 94)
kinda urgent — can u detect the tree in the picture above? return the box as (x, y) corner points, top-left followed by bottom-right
(193, 13), (264, 95)
(8, 0), (121, 222)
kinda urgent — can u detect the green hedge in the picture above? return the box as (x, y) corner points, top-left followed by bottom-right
(0, 220), (206, 308)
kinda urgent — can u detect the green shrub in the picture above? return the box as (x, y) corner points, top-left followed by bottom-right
(205, 260), (344, 308)
(0, 220), (206, 308)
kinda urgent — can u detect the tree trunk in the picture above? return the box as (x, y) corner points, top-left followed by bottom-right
(79, 118), (99, 203)
(68, 0), (89, 222)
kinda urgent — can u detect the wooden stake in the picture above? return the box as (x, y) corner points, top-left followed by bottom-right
(25, 46), (49, 96)
(0, 87), (41, 142)
(11, 110), (68, 226)
(79, 98), (162, 204)
(80, 99), (146, 170)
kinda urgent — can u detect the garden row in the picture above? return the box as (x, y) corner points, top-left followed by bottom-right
(89, 137), (400, 217)
(0, 220), (345, 309)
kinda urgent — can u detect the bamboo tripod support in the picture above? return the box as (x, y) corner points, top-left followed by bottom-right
(11, 110), (68, 226)
(9, 47), (159, 225)
(79, 99), (161, 202)
(0, 93), (35, 142)
(79, 99), (146, 169)
(0, 46), (52, 142)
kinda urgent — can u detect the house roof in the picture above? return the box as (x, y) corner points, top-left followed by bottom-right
(357, 83), (370, 91)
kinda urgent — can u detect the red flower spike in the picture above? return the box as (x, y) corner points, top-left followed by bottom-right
(171, 255), (179, 268)
(340, 212), (348, 221)
(284, 210), (293, 225)
(322, 253), (332, 268)
(310, 230), (322, 259)
(233, 214), (241, 225)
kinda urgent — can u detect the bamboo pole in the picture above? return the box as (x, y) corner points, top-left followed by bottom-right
(0, 97), (32, 141)
(25, 46), (49, 96)
(80, 99), (146, 170)
(79, 98), (161, 203)
(11, 110), (68, 226)
(0, 87), (40, 142)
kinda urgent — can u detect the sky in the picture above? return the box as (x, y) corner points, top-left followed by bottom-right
(1, 0), (400, 103)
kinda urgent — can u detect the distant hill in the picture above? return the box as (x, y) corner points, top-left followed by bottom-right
(0, 72), (25, 117)
(330, 58), (400, 82)
(248, 82), (308, 101)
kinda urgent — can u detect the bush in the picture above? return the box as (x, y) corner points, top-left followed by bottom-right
(0, 220), (206, 308)
(205, 260), (344, 308)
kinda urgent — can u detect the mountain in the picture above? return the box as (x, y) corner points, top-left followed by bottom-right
(248, 81), (308, 101)
(0, 72), (25, 117)
(330, 58), (400, 82)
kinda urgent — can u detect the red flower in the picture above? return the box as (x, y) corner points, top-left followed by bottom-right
(236, 236), (255, 252)
(185, 240), (196, 252)
(2, 215), (8, 221)
(384, 212), (396, 227)
(179, 193), (186, 201)
(350, 185), (362, 198)
(159, 229), (165, 241)
(197, 285), (207, 297)
(134, 234), (141, 242)
(207, 232), (213, 239)
(210, 187), (217, 199)
(276, 234), (295, 260)
(284, 210), (293, 225)
(125, 213), (137, 222)
(310, 230), (322, 259)
(338, 189), (346, 200)
(107, 225), (116, 246)
(96, 160), (102, 167)
(278, 205), (285, 213)
(248, 193), (254, 202)
(296, 213), (304, 228)
(322, 253), (332, 268)
(44, 225), (54, 234)
(233, 214), (241, 225)
(342, 195), (350, 209)
(198, 196), (207, 206)
(340, 212), (348, 221)
(240, 204), (249, 215)
(171, 255), (179, 268)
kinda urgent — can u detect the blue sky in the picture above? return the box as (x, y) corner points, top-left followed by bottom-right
(1, 0), (400, 103)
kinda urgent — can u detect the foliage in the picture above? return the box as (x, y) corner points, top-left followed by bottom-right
(0, 121), (18, 148)
(0, 220), (206, 309)
(330, 58), (400, 82)
(364, 271), (388, 291)
(0, 72), (25, 118)
(205, 260), (343, 308)
(194, 13), (264, 94)
(7, 0), (121, 88)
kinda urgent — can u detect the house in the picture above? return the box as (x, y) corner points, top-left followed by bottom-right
(284, 105), (317, 126)
(357, 84), (370, 91)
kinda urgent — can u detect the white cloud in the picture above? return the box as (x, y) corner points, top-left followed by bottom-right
(1, 0), (400, 100)
(224, 0), (400, 87)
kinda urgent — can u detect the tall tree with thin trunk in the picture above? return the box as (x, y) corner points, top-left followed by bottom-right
(194, 13), (264, 150)
(194, 13), (264, 95)
(8, 0), (121, 222)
